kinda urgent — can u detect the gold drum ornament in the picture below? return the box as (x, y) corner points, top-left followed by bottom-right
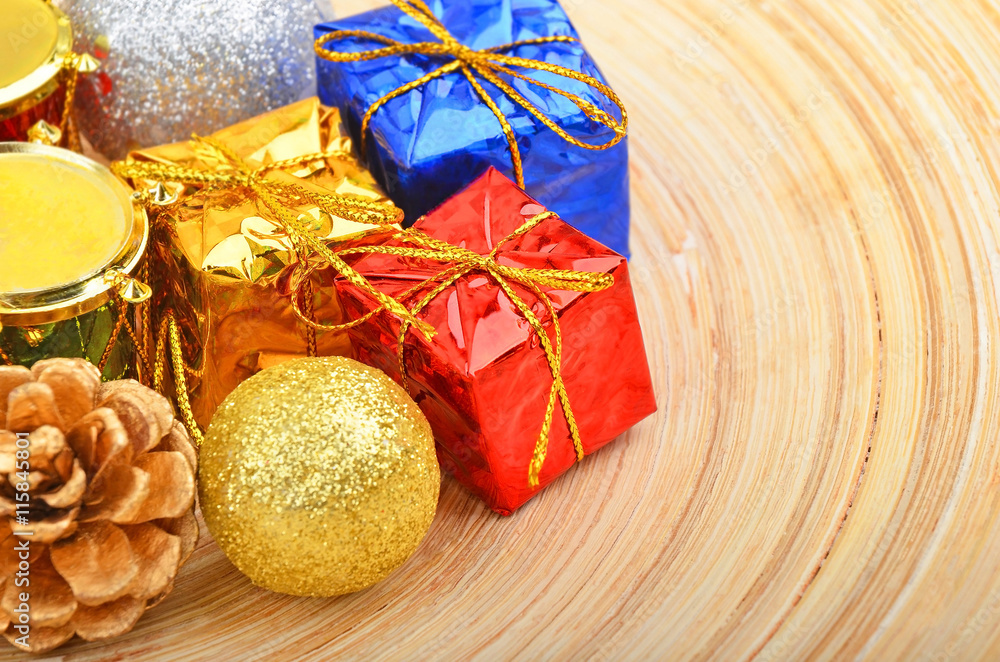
(0, 142), (151, 380)
(0, 0), (97, 147)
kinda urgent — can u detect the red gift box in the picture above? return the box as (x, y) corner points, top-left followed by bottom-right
(339, 168), (656, 515)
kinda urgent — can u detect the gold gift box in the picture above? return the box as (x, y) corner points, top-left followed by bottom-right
(119, 98), (398, 427)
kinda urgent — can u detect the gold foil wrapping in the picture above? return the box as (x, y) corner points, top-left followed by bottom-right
(123, 98), (397, 427)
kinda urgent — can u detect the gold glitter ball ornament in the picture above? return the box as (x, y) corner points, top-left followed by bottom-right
(198, 357), (441, 597)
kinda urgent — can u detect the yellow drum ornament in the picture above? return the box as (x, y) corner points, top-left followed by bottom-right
(0, 142), (150, 379)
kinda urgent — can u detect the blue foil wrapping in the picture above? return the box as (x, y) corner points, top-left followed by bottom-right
(314, 0), (631, 256)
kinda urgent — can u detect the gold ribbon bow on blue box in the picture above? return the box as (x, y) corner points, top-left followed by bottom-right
(314, 0), (633, 256)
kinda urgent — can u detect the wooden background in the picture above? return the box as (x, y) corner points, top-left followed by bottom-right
(12, 0), (1000, 659)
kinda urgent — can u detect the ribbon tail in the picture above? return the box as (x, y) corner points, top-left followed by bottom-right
(167, 315), (205, 446)
(502, 270), (588, 485)
(152, 313), (204, 447)
(59, 52), (98, 148)
(528, 381), (561, 488)
(264, 149), (353, 167)
(290, 268), (384, 333)
(396, 263), (474, 395)
(394, 0), (454, 41)
(479, 60), (626, 152)
(488, 213), (615, 293)
(538, 286), (584, 462)
(490, 273), (580, 485)
(463, 63), (525, 188)
(488, 211), (559, 256)
(152, 317), (168, 394)
(492, 55), (627, 129)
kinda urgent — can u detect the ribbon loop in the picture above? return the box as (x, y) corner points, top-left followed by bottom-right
(314, 0), (628, 188)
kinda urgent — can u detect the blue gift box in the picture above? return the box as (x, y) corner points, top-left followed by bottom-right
(314, 0), (631, 256)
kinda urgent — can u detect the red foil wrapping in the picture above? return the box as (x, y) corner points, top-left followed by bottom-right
(340, 168), (656, 514)
(0, 86), (65, 142)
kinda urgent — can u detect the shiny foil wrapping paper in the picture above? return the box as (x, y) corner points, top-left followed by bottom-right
(315, 0), (632, 256)
(122, 98), (396, 427)
(339, 168), (655, 515)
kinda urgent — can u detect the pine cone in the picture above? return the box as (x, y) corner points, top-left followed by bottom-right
(0, 358), (198, 653)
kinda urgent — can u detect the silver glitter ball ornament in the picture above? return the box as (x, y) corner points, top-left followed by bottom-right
(56, 0), (330, 159)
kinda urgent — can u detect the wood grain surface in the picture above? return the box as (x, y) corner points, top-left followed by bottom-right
(11, 0), (1000, 659)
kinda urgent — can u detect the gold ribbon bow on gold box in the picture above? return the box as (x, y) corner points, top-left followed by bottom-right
(112, 99), (431, 439)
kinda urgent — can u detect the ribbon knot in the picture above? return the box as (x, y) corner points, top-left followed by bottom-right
(315, 0), (628, 188)
(238, 170), (259, 190)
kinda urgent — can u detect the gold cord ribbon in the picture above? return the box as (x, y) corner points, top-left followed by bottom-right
(331, 211), (614, 487)
(314, 0), (628, 188)
(114, 136), (438, 444)
(112, 136), (434, 340)
(152, 312), (204, 446)
(59, 53), (92, 149)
